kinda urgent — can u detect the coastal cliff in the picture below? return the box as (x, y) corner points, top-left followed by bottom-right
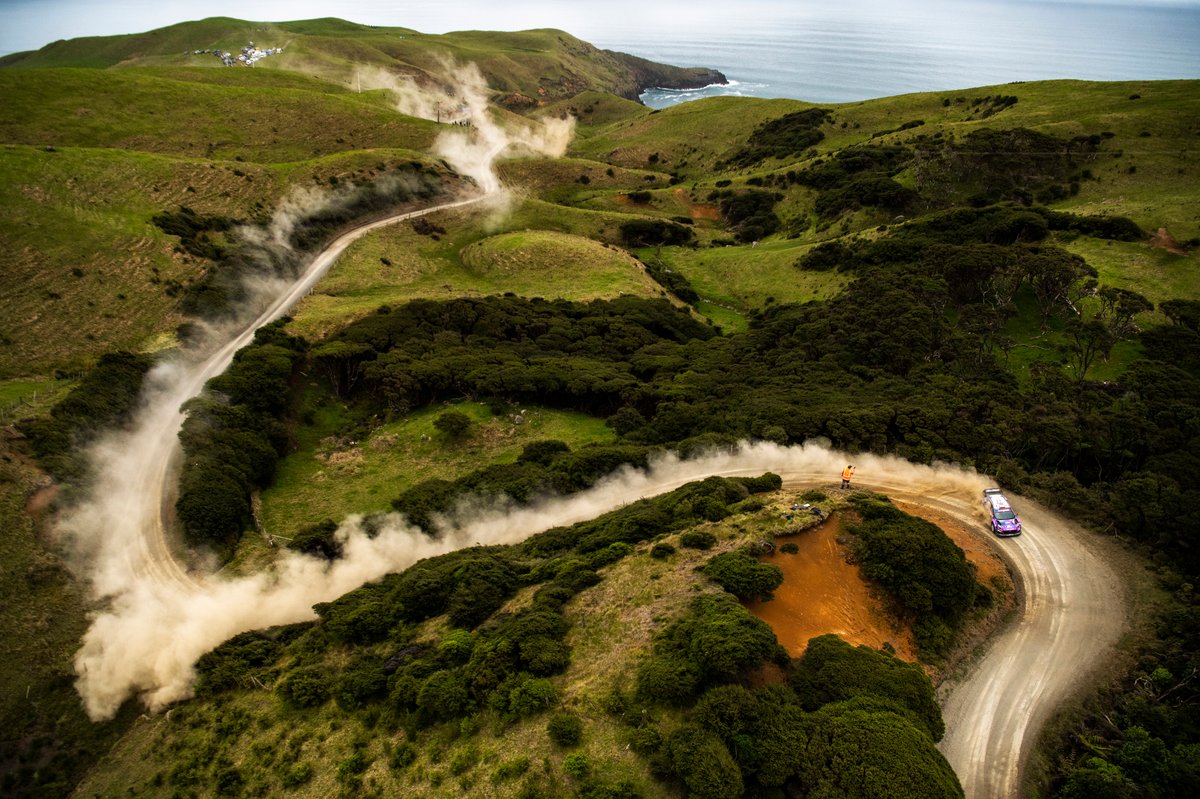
(606, 49), (728, 98)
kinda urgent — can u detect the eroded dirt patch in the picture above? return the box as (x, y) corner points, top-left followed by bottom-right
(675, 188), (720, 221)
(749, 514), (918, 660)
(1149, 226), (1187, 255)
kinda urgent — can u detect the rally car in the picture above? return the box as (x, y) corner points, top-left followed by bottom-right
(983, 488), (1022, 537)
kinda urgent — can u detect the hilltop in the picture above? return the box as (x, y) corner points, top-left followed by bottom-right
(0, 16), (1199, 799)
(0, 17), (725, 104)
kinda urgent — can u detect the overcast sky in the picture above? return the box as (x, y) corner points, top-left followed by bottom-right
(3, 0), (1199, 56)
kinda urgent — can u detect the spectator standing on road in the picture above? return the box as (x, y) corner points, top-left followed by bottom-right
(841, 464), (855, 489)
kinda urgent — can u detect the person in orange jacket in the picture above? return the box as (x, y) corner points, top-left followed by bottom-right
(841, 464), (855, 489)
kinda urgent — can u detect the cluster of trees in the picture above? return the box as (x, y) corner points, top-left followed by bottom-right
(913, 126), (1099, 207)
(632, 618), (960, 798)
(794, 144), (917, 220)
(725, 107), (831, 168)
(618, 218), (694, 247)
(175, 321), (306, 551)
(314, 295), (715, 416)
(19, 351), (154, 482)
(847, 494), (982, 658)
(708, 189), (783, 242)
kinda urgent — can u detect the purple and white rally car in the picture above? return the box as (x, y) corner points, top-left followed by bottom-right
(983, 488), (1022, 537)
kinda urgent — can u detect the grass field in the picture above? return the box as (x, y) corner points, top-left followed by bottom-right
(647, 239), (849, 332)
(258, 400), (616, 542)
(284, 205), (669, 342)
(0, 68), (438, 163)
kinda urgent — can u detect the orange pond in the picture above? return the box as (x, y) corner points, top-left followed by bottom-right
(748, 509), (1008, 663)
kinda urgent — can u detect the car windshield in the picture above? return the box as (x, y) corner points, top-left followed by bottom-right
(995, 509), (1016, 521)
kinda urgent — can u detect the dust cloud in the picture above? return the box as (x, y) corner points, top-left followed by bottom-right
(64, 57), (580, 721)
(70, 431), (991, 720)
(355, 59), (574, 197)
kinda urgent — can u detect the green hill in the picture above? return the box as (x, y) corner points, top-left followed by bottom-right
(0, 18), (724, 105)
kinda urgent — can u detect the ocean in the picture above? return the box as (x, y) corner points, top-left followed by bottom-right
(580, 0), (1200, 107)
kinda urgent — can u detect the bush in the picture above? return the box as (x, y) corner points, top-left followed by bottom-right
(619, 219), (694, 247)
(796, 699), (962, 798)
(790, 634), (944, 740)
(518, 439), (570, 465)
(680, 530), (717, 550)
(434, 409), (472, 438)
(547, 712), (584, 747)
(563, 752), (590, 779)
(700, 550), (784, 601)
(667, 724), (743, 799)
(650, 542), (676, 559)
(506, 676), (559, 719)
(638, 594), (781, 704)
(417, 670), (472, 723)
(780, 542), (799, 554)
(276, 667), (328, 709)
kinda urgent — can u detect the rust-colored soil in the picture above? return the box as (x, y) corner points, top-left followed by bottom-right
(749, 504), (1014, 665)
(675, 188), (720, 220)
(749, 515), (918, 661)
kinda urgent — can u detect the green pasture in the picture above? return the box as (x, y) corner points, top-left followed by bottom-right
(258, 400), (615, 541)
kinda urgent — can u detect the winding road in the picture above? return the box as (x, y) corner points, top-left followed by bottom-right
(135, 194), (488, 588)
(125, 195), (1128, 798)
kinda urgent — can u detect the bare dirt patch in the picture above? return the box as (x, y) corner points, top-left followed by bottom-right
(1148, 226), (1188, 255)
(749, 514), (918, 661)
(674, 188), (720, 221)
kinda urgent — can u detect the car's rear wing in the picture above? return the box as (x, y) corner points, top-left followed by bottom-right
(983, 487), (1003, 496)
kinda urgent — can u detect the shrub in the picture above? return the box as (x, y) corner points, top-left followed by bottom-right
(790, 634), (944, 740)
(518, 439), (570, 465)
(650, 542), (676, 559)
(700, 550), (784, 601)
(563, 752), (590, 779)
(279, 762), (313, 788)
(333, 658), (388, 711)
(434, 410), (472, 438)
(503, 676), (558, 720)
(276, 667), (328, 709)
(389, 743), (417, 770)
(780, 542), (799, 554)
(491, 756), (531, 784)
(619, 219), (694, 247)
(638, 594), (781, 704)
(667, 724), (743, 799)
(417, 670), (472, 723)
(680, 530), (717, 550)
(796, 699), (962, 798)
(547, 712), (584, 747)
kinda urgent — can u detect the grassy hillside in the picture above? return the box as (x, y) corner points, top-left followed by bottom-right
(73, 486), (968, 799)
(0, 68), (437, 161)
(0, 18), (722, 105)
